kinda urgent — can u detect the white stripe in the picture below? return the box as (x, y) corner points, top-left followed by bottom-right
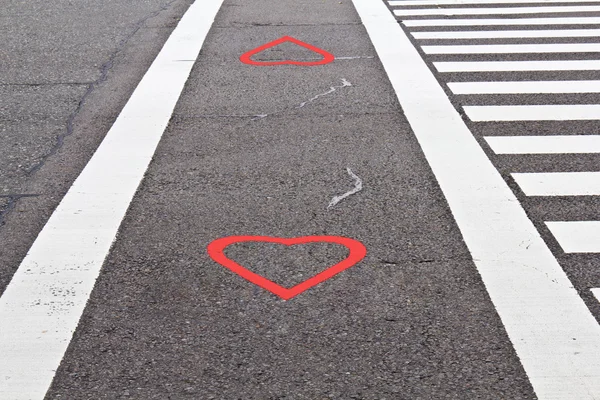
(395, 5), (600, 16)
(390, 0), (600, 5)
(351, 0), (600, 398)
(435, 60), (600, 72)
(485, 135), (600, 154)
(546, 221), (600, 252)
(423, 43), (600, 54)
(449, 80), (600, 94)
(0, 0), (224, 399)
(592, 288), (600, 302)
(413, 29), (600, 39)
(513, 172), (600, 196)
(403, 17), (600, 26)
(465, 105), (600, 121)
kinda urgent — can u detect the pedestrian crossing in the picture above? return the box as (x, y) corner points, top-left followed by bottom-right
(388, 0), (600, 299)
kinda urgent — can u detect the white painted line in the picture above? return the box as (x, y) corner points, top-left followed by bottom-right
(0, 0), (224, 398)
(394, 5), (600, 16)
(351, 0), (600, 397)
(435, 60), (600, 72)
(465, 105), (600, 121)
(423, 43), (600, 54)
(402, 17), (600, 26)
(449, 80), (600, 94)
(513, 172), (600, 196)
(328, 167), (363, 209)
(390, 0), (600, 5)
(413, 29), (600, 39)
(485, 135), (600, 154)
(592, 288), (600, 302)
(546, 221), (600, 253)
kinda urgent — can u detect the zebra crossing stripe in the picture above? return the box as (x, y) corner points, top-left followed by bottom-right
(434, 60), (600, 72)
(546, 222), (600, 253)
(413, 29), (600, 39)
(403, 17), (600, 26)
(464, 105), (600, 121)
(394, 5), (600, 16)
(513, 172), (600, 196)
(389, 0), (600, 5)
(448, 81), (600, 94)
(485, 136), (600, 154)
(423, 43), (600, 54)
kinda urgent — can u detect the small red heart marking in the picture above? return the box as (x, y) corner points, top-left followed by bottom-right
(207, 235), (367, 300)
(239, 36), (335, 66)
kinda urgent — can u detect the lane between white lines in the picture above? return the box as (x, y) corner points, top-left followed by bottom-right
(403, 17), (600, 26)
(465, 104), (600, 121)
(394, 5), (600, 16)
(513, 172), (600, 196)
(413, 29), (600, 39)
(351, 0), (600, 398)
(0, 0), (224, 398)
(485, 135), (600, 154)
(435, 60), (600, 72)
(449, 80), (600, 94)
(547, 221), (600, 253)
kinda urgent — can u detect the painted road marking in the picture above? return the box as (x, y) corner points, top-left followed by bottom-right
(394, 5), (600, 16)
(449, 80), (600, 94)
(546, 221), (600, 253)
(592, 288), (600, 302)
(435, 60), (600, 72)
(0, 0), (224, 398)
(513, 172), (600, 196)
(485, 135), (600, 154)
(390, 0), (600, 5)
(465, 104), (600, 121)
(413, 29), (600, 39)
(207, 236), (367, 300)
(403, 17), (600, 26)
(239, 36), (334, 66)
(351, 0), (600, 397)
(423, 43), (600, 54)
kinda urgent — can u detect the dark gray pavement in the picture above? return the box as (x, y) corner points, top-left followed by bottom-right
(0, 0), (194, 294)
(39, 0), (535, 398)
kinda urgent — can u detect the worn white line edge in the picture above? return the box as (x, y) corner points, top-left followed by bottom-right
(485, 135), (600, 154)
(592, 288), (600, 303)
(0, 0), (224, 398)
(350, 0), (600, 398)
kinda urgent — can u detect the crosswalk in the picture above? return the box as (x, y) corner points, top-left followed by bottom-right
(389, 0), (600, 290)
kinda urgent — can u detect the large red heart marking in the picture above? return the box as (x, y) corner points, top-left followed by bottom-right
(207, 236), (367, 300)
(239, 36), (335, 66)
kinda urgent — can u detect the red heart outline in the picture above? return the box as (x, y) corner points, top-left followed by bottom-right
(239, 36), (335, 66)
(207, 236), (367, 300)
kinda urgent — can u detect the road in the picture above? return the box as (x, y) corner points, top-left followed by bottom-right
(1, 0), (600, 398)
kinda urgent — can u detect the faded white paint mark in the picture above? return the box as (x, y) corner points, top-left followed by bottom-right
(328, 167), (363, 209)
(297, 79), (352, 109)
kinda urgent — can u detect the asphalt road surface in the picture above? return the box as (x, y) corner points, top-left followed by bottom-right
(2, 0), (600, 398)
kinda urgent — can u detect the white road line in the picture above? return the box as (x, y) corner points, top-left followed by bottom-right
(423, 43), (600, 54)
(394, 5), (600, 16)
(390, 0), (600, 5)
(449, 80), (600, 94)
(351, 0), (600, 397)
(0, 0), (224, 398)
(513, 172), (600, 196)
(485, 135), (600, 154)
(465, 104), (600, 121)
(435, 60), (600, 72)
(403, 17), (600, 26)
(592, 288), (600, 302)
(413, 29), (600, 39)
(546, 221), (600, 253)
